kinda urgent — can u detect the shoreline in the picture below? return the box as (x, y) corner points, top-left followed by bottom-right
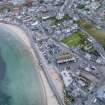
(0, 23), (47, 105)
(0, 23), (59, 105)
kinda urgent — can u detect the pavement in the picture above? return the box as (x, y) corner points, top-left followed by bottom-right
(40, 69), (59, 105)
(48, 65), (64, 99)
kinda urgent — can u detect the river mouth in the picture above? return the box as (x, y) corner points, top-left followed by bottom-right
(0, 26), (45, 105)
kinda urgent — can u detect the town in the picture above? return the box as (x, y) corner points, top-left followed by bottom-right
(0, 0), (105, 105)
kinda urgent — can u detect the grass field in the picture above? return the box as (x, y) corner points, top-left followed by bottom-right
(77, 19), (105, 48)
(61, 30), (100, 56)
(61, 31), (83, 47)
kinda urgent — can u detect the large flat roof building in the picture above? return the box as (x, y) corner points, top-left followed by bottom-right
(56, 52), (77, 64)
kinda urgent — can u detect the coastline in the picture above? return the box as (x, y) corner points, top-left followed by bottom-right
(0, 23), (59, 105)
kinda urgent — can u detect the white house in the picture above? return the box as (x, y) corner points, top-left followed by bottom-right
(61, 71), (73, 88)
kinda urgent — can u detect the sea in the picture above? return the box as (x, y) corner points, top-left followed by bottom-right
(0, 26), (45, 105)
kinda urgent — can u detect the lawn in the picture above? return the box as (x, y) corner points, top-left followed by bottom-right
(77, 19), (105, 48)
(61, 31), (83, 47)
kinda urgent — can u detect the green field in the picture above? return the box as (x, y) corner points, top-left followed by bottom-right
(77, 19), (105, 48)
(61, 31), (84, 47)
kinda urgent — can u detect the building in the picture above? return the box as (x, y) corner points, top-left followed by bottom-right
(56, 52), (77, 64)
(61, 70), (73, 88)
(12, 0), (26, 5)
(78, 69), (98, 90)
(11, 0), (34, 5)
(96, 84), (105, 102)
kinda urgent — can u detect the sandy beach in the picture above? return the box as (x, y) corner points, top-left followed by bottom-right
(0, 23), (59, 105)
